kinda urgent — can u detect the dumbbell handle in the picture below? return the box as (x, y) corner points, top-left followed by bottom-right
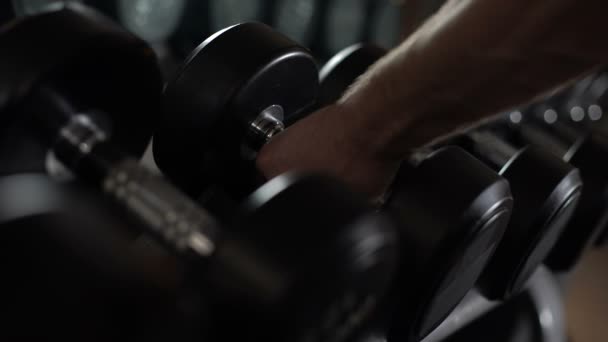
(55, 114), (221, 261)
(103, 159), (219, 258)
(246, 105), (286, 152)
(466, 130), (519, 172)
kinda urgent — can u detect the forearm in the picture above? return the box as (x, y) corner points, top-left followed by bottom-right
(338, 0), (608, 161)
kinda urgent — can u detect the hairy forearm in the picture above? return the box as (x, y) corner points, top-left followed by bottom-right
(338, 0), (608, 161)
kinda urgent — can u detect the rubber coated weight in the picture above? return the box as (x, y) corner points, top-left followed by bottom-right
(385, 146), (511, 341)
(318, 45), (512, 340)
(154, 22), (319, 198)
(450, 130), (582, 299)
(0, 3), (161, 175)
(510, 114), (608, 272)
(206, 174), (398, 342)
(0, 9), (400, 342)
(0, 174), (209, 341)
(318, 43), (385, 107)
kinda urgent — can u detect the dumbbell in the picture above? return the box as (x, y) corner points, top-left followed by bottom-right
(446, 129), (582, 299)
(319, 44), (592, 340)
(319, 44), (586, 298)
(541, 74), (608, 247)
(383, 147), (511, 341)
(0, 173), (211, 340)
(0, 7), (401, 341)
(319, 44), (564, 340)
(155, 31), (512, 341)
(507, 106), (608, 272)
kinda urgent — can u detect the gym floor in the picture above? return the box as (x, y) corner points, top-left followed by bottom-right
(566, 247), (608, 341)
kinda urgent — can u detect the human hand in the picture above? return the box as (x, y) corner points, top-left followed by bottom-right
(256, 104), (402, 201)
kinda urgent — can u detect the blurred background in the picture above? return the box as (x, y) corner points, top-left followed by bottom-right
(2, 1), (607, 341)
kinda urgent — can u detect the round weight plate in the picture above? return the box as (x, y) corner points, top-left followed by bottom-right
(155, 22), (319, 196)
(386, 146), (512, 341)
(0, 4), (162, 174)
(318, 43), (386, 108)
(545, 133), (608, 271)
(314, 45), (510, 338)
(227, 173), (399, 341)
(478, 146), (582, 299)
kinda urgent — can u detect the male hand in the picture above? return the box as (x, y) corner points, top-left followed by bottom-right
(256, 104), (401, 201)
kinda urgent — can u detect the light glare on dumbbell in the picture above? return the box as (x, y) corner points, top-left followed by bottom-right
(544, 109), (558, 124)
(570, 106), (585, 122)
(509, 111), (523, 124)
(588, 104), (603, 121)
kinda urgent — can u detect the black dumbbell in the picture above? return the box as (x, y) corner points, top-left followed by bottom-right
(447, 129), (582, 299)
(554, 74), (608, 247)
(317, 44), (514, 340)
(0, 7), (400, 341)
(154, 22), (320, 200)
(507, 106), (608, 272)
(319, 43), (584, 299)
(155, 31), (512, 341)
(0, 173), (212, 341)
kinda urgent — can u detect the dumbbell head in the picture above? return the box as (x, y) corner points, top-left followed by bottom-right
(386, 146), (511, 340)
(318, 45), (512, 339)
(0, 173), (209, 340)
(318, 43), (386, 107)
(1, 10), (400, 341)
(0, 4), (162, 175)
(545, 132), (608, 270)
(449, 130), (583, 299)
(511, 114), (608, 271)
(154, 22), (319, 197)
(203, 173), (399, 341)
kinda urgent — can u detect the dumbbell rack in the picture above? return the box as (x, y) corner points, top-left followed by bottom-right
(424, 72), (608, 341)
(3, 5), (608, 342)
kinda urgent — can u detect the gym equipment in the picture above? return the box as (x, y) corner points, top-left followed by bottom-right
(318, 43), (584, 301)
(157, 32), (512, 341)
(385, 147), (511, 341)
(0, 173), (210, 341)
(525, 74), (608, 247)
(155, 22), (320, 199)
(450, 129), (582, 299)
(0, 7), (400, 341)
(508, 107), (608, 272)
